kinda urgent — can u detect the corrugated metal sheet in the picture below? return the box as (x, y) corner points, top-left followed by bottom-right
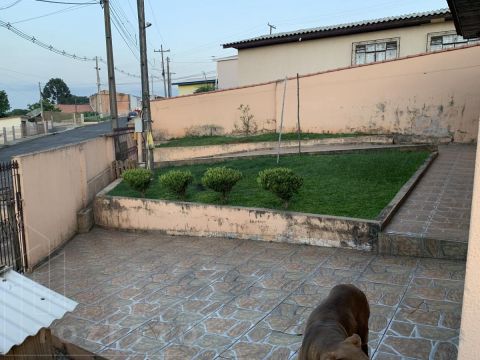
(223, 8), (451, 48)
(0, 268), (77, 355)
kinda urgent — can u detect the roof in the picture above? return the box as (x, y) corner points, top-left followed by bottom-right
(214, 55), (238, 62)
(223, 8), (452, 49)
(26, 108), (42, 118)
(57, 104), (93, 113)
(447, 0), (480, 38)
(173, 78), (216, 86)
(0, 268), (77, 354)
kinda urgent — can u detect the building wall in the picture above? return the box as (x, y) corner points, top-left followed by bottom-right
(151, 45), (480, 142)
(238, 21), (456, 85)
(217, 58), (239, 89)
(177, 84), (204, 96)
(89, 92), (131, 116)
(14, 136), (115, 269)
(0, 116), (23, 129)
(458, 128), (480, 358)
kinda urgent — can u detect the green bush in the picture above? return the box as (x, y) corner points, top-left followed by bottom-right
(122, 168), (152, 197)
(159, 170), (193, 199)
(202, 167), (242, 202)
(258, 167), (303, 208)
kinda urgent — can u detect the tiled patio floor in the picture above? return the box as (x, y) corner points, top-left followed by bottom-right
(385, 144), (475, 243)
(31, 228), (465, 360)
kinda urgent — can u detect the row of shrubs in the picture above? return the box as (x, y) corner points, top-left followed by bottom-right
(122, 166), (304, 208)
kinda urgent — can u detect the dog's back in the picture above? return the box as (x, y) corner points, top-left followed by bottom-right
(299, 284), (370, 360)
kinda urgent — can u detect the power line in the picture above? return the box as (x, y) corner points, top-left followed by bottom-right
(0, 0), (22, 10)
(12, 3), (91, 24)
(34, 0), (98, 4)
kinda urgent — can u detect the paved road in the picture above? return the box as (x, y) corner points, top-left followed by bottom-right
(0, 118), (127, 162)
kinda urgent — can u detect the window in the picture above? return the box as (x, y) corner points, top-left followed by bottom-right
(353, 39), (399, 65)
(428, 32), (480, 51)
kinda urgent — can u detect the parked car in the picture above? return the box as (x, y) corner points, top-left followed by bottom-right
(127, 111), (138, 122)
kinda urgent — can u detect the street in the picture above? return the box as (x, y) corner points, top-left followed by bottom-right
(0, 118), (127, 162)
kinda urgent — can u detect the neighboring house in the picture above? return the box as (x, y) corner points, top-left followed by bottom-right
(89, 90), (134, 116)
(223, 8), (480, 86)
(57, 103), (93, 114)
(173, 78), (217, 96)
(215, 55), (239, 89)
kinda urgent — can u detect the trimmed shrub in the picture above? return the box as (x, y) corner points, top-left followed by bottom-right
(122, 168), (152, 197)
(258, 167), (303, 208)
(202, 167), (242, 202)
(159, 170), (193, 199)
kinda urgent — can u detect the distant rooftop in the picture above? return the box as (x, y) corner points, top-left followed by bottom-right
(223, 8), (452, 49)
(173, 78), (216, 86)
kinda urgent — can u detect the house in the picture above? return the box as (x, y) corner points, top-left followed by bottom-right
(57, 103), (93, 114)
(215, 55), (239, 89)
(222, 8), (479, 86)
(173, 78), (217, 96)
(89, 90), (136, 116)
(0, 267), (100, 358)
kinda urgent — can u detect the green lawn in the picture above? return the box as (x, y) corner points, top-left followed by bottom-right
(156, 132), (367, 148)
(109, 150), (430, 219)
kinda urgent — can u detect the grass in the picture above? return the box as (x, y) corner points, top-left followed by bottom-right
(109, 150), (430, 219)
(156, 132), (368, 148)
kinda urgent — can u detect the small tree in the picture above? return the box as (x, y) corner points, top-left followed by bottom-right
(202, 167), (242, 202)
(159, 170), (193, 199)
(194, 84), (215, 93)
(258, 168), (303, 208)
(122, 168), (153, 197)
(43, 78), (71, 104)
(0, 90), (10, 117)
(234, 104), (257, 136)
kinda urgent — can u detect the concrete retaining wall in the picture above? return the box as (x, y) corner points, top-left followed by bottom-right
(155, 135), (393, 161)
(94, 181), (379, 251)
(151, 46), (480, 143)
(14, 136), (115, 269)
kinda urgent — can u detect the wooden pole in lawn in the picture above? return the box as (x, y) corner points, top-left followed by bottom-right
(277, 76), (288, 164)
(296, 73), (301, 154)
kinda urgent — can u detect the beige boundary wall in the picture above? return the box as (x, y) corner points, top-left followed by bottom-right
(155, 135), (393, 162)
(14, 136), (115, 269)
(151, 46), (480, 143)
(94, 181), (379, 251)
(458, 127), (480, 358)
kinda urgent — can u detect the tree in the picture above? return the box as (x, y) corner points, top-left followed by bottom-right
(59, 95), (89, 105)
(0, 90), (10, 117)
(194, 84), (215, 93)
(43, 78), (71, 104)
(8, 109), (28, 116)
(27, 99), (58, 112)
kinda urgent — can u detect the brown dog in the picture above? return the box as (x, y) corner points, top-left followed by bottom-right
(298, 284), (370, 360)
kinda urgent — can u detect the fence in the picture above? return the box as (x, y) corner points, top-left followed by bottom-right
(0, 161), (26, 272)
(0, 122), (50, 145)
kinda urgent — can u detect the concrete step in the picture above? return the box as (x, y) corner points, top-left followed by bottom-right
(378, 231), (467, 260)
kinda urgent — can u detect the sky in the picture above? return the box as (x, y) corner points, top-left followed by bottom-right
(1, 0), (448, 109)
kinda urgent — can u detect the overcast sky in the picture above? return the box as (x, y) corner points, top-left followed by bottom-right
(1, 0), (447, 109)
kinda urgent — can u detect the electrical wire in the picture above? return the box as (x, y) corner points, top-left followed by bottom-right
(0, 0), (22, 10)
(34, 0), (98, 4)
(12, 3), (92, 24)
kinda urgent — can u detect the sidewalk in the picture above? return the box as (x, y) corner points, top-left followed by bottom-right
(382, 144), (475, 259)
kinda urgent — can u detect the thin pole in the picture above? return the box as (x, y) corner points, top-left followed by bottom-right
(166, 56), (172, 97)
(154, 45), (169, 97)
(296, 73), (301, 154)
(276, 76), (288, 164)
(39, 82), (46, 134)
(95, 56), (102, 116)
(102, 0), (119, 129)
(137, 0), (154, 170)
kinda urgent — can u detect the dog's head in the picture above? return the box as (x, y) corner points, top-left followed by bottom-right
(321, 334), (369, 360)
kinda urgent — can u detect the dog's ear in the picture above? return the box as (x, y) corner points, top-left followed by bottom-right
(344, 334), (362, 348)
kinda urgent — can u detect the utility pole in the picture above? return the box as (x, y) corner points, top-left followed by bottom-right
(102, 0), (119, 129)
(268, 22), (276, 35)
(154, 45), (169, 98)
(39, 82), (46, 133)
(137, 0), (154, 170)
(94, 56), (102, 116)
(166, 56), (172, 97)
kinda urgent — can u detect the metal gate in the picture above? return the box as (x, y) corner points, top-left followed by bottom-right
(0, 161), (26, 272)
(112, 127), (138, 161)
